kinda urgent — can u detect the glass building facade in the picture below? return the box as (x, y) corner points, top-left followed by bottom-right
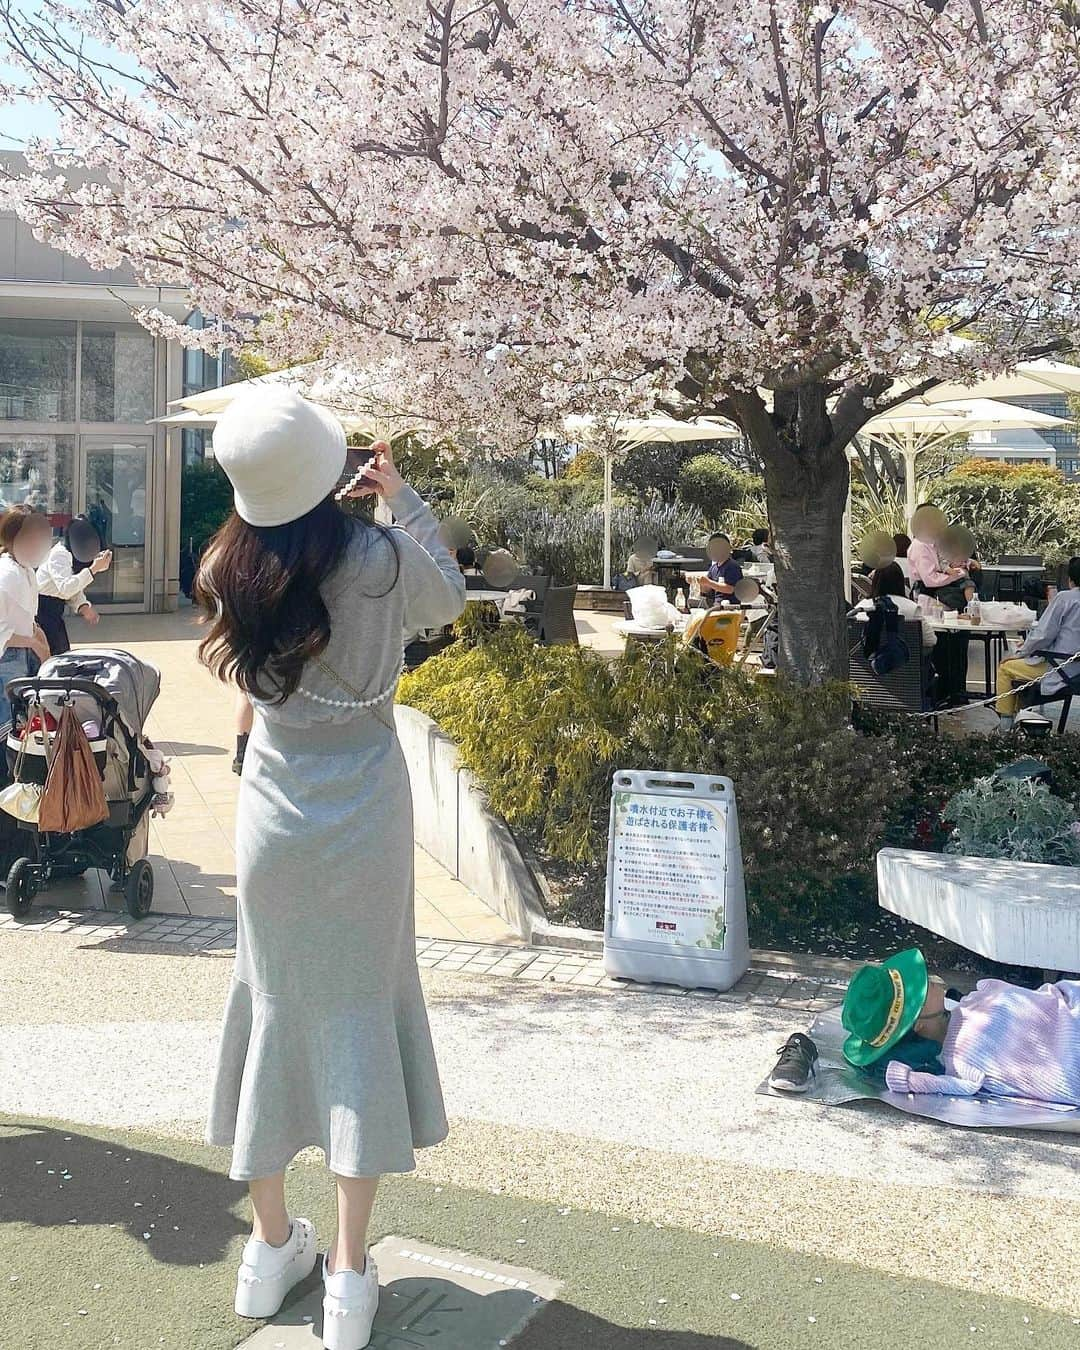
(0, 316), (160, 604)
(1, 148), (192, 611)
(180, 311), (235, 466)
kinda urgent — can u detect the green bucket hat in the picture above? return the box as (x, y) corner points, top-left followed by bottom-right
(841, 948), (929, 1067)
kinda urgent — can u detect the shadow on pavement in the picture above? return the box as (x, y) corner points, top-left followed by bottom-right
(517, 1301), (751, 1348)
(161, 741), (229, 757)
(0, 1120), (247, 1266)
(266, 1275), (753, 1350)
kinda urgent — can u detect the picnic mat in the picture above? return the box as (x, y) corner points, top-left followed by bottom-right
(756, 1007), (1080, 1133)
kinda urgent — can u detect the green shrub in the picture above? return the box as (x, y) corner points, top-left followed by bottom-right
(401, 638), (1080, 939)
(180, 460), (234, 555)
(677, 455), (756, 522)
(942, 777), (1080, 865)
(398, 628), (895, 937)
(440, 465), (703, 583)
(930, 458), (1079, 565)
(443, 468), (536, 543)
(522, 473), (608, 511)
(564, 449), (604, 480)
(613, 440), (702, 503)
(946, 458), (1063, 488)
(507, 501), (704, 584)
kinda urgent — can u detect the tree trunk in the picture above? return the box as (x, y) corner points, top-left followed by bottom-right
(760, 444), (850, 684)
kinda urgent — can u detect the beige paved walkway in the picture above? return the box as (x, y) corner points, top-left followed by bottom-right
(44, 609), (518, 944)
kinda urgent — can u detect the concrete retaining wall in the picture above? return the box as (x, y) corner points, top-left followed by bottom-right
(395, 704), (554, 941)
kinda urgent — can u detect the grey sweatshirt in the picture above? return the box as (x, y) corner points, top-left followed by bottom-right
(1016, 585), (1080, 696)
(255, 484), (465, 726)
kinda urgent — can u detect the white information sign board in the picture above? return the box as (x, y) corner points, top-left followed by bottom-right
(603, 769), (749, 991)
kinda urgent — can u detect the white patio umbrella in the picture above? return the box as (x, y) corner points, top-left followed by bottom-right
(918, 355), (1080, 405)
(561, 414), (743, 588)
(153, 405), (399, 438)
(166, 363), (432, 443)
(860, 397), (1069, 519)
(614, 415), (743, 446)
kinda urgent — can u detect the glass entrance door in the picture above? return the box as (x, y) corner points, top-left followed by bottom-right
(78, 435), (152, 606)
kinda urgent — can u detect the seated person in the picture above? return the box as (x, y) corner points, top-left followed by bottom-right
(907, 508), (968, 608)
(852, 562), (936, 648)
(698, 533), (743, 605)
(942, 543), (978, 606)
(625, 544), (657, 588)
(841, 947), (1080, 1107)
(748, 528), (772, 564)
(892, 533), (912, 590)
(996, 554), (1080, 732)
(908, 508), (971, 704)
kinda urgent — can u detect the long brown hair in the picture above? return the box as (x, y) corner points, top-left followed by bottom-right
(195, 495), (397, 704)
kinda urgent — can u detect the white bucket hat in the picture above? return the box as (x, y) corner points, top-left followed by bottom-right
(212, 387), (347, 527)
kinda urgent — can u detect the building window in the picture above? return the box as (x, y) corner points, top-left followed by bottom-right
(0, 431), (75, 523)
(0, 318), (77, 422)
(79, 323), (155, 423)
(182, 310), (234, 464)
(181, 427), (212, 467)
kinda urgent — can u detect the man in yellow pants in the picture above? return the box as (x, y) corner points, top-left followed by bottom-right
(995, 557), (1080, 731)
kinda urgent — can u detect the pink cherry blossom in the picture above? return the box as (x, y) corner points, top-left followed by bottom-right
(1, 1), (1078, 679)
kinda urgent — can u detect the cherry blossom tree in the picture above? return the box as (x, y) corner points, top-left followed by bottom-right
(3, 0), (1079, 681)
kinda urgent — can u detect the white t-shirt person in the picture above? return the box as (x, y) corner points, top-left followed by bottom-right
(37, 541), (96, 617)
(853, 563), (937, 648)
(0, 550), (40, 654)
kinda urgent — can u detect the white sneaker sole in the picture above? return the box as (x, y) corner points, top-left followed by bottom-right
(322, 1257), (379, 1350)
(234, 1220), (318, 1319)
(769, 1067), (817, 1093)
(322, 1297), (377, 1350)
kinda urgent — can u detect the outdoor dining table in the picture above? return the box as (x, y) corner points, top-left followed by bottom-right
(464, 589), (512, 605)
(612, 616), (689, 643)
(979, 564), (1045, 575)
(930, 612), (1036, 699)
(614, 607), (769, 647)
(651, 555), (704, 581)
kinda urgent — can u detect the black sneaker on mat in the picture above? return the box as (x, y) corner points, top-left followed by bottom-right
(769, 1033), (819, 1092)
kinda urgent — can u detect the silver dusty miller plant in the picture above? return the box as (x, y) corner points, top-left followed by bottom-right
(943, 777), (1080, 867)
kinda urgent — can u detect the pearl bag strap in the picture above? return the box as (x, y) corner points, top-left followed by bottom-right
(297, 653), (403, 712)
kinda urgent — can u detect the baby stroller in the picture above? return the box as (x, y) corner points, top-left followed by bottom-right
(3, 649), (162, 919)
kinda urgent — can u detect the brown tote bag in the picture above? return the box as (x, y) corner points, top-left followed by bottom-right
(38, 704), (108, 834)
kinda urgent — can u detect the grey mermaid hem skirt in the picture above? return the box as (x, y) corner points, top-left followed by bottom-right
(205, 712), (448, 1181)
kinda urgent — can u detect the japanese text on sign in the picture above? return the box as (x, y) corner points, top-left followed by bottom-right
(609, 791), (728, 949)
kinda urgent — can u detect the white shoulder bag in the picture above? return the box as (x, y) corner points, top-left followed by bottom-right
(0, 703), (51, 823)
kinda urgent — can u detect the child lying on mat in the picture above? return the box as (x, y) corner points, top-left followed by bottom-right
(772, 948), (1080, 1107)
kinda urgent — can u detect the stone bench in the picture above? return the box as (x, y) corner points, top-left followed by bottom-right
(877, 847), (1080, 978)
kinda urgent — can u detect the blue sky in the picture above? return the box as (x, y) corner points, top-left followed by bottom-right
(0, 96), (60, 147)
(1, 7), (113, 148)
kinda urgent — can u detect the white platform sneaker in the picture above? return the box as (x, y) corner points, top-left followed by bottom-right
(322, 1251), (380, 1350)
(234, 1217), (318, 1319)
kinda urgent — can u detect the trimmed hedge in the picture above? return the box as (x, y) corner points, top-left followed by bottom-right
(399, 629), (894, 937)
(399, 629), (1080, 941)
